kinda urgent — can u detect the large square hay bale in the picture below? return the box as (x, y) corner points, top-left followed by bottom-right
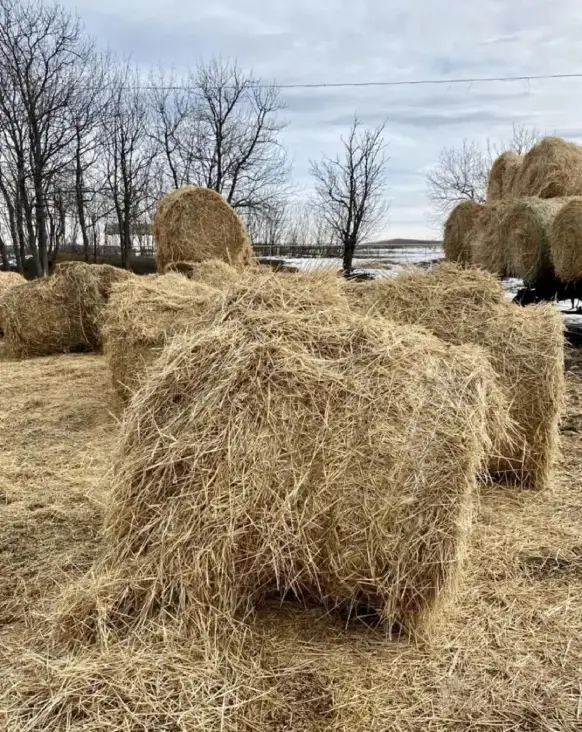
(347, 264), (565, 490)
(102, 274), (223, 400)
(153, 186), (250, 272)
(55, 273), (511, 643)
(0, 263), (132, 359)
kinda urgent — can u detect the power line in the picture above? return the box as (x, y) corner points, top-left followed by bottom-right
(129, 72), (582, 91)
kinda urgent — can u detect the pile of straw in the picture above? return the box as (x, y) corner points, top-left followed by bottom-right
(102, 274), (220, 400)
(56, 272), (510, 645)
(512, 136), (582, 199)
(163, 258), (243, 288)
(154, 186), (249, 272)
(0, 270), (25, 297)
(549, 198), (582, 281)
(0, 262), (132, 359)
(443, 200), (483, 264)
(469, 201), (510, 275)
(486, 151), (523, 202)
(347, 264), (565, 490)
(502, 198), (574, 283)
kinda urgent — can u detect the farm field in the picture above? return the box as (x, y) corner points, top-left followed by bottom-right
(1, 344), (581, 730)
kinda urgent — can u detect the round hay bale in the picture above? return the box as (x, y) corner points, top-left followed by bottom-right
(443, 201), (484, 264)
(102, 274), (220, 401)
(512, 136), (582, 199)
(502, 198), (573, 283)
(0, 262), (130, 359)
(163, 259), (242, 289)
(154, 186), (248, 272)
(237, 235), (256, 266)
(486, 151), (523, 202)
(346, 263), (565, 491)
(548, 198), (582, 281)
(470, 202), (510, 276)
(55, 272), (510, 642)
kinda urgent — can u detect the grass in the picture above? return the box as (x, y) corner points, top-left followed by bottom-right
(0, 344), (581, 730)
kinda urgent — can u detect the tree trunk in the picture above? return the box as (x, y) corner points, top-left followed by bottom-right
(75, 144), (90, 261)
(0, 233), (9, 270)
(342, 236), (356, 274)
(0, 176), (22, 272)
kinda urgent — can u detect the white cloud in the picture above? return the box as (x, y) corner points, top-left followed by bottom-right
(62, 0), (582, 238)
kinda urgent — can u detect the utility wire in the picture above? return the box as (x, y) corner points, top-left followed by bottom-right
(127, 72), (582, 91)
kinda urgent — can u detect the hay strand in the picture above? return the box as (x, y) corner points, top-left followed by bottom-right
(470, 202), (510, 275)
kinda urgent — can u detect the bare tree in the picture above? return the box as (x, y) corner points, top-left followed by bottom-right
(427, 123), (541, 219)
(190, 59), (289, 213)
(0, 0), (96, 274)
(102, 64), (155, 268)
(310, 117), (389, 274)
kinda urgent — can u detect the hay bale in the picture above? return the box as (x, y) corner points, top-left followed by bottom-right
(512, 136), (582, 199)
(0, 271), (25, 335)
(238, 236), (256, 266)
(443, 201), (484, 265)
(154, 186), (248, 272)
(486, 151), (523, 202)
(163, 259), (243, 288)
(549, 198), (582, 281)
(102, 274), (220, 400)
(347, 264), (565, 490)
(502, 198), (574, 283)
(0, 271), (25, 297)
(56, 273), (511, 642)
(470, 202), (510, 276)
(0, 263), (122, 359)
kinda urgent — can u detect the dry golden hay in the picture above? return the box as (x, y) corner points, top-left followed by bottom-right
(54, 272), (512, 646)
(0, 270), (25, 297)
(512, 136), (582, 199)
(163, 258), (243, 288)
(470, 201), (511, 275)
(346, 263), (565, 491)
(238, 235), (256, 266)
(549, 198), (582, 281)
(0, 262), (131, 359)
(154, 186), (248, 272)
(443, 200), (484, 264)
(486, 150), (523, 202)
(102, 274), (220, 400)
(502, 197), (577, 283)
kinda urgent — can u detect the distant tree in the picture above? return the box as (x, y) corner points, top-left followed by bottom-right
(310, 117), (389, 273)
(427, 123), (541, 219)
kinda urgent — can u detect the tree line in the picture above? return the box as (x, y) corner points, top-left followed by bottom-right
(0, 0), (390, 276)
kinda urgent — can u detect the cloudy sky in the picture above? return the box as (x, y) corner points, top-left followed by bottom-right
(61, 0), (582, 239)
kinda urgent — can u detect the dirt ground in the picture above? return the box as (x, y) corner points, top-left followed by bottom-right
(0, 348), (581, 730)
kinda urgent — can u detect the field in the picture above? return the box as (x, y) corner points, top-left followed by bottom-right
(0, 344), (581, 729)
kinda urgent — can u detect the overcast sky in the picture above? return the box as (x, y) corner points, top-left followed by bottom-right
(61, 0), (582, 240)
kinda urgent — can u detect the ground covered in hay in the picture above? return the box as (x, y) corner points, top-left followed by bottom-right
(0, 349), (581, 730)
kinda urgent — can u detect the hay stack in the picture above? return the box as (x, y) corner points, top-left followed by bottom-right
(163, 258), (243, 289)
(102, 274), (220, 400)
(502, 198), (573, 283)
(443, 201), (483, 264)
(56, 273), (511, 643)
(154, 186), (249, 272)
(346, 264), (565, 490)
(549, 198), (582, 281)
(470, 201), (510, 275)
(0, 263), (132, 359)
(512, 136), (582, 199)
(486, 151), (523, 202)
